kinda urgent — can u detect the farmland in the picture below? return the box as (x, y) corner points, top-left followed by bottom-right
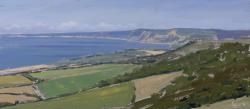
(133, 71), (183, 102)
(34, 64), (140, 98)
(0, 86), (36, 95)
(0, 94), (37, 104)
(2, 41), (250, 109)
(0, 75), (32, 88)
(5, 82), (134, 109)
(31, 64), (138, 80)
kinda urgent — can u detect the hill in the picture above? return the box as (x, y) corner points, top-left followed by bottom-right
(92, 42), (250, 109)
(132, 43), (250, 109)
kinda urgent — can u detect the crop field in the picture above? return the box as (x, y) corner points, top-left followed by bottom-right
(196, 96), (250, 109)
(35, 64), (139, 98)
(133, 71), (183, 102)
(0, 86), (36, 95)
(6, 82), (134, 109)
(0, 94), (37, 104)
(0, 75), (32, 88)
(31, 64), (138, 80)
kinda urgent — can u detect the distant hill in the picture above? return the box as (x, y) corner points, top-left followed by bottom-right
(1, 28), (250, 45)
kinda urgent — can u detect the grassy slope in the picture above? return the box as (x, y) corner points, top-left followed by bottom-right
(122, 43), (250, 109)
(172, 41), (216, 56)
(196, 96), (250, 109)
(36, 64), (139, 98)
(6, 82), (134, 109)
(160, 38), (250, 61)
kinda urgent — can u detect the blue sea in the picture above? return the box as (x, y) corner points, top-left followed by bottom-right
(0, 37), (168, 69)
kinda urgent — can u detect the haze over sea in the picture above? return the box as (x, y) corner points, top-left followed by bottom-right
(0, 37), (167, 69)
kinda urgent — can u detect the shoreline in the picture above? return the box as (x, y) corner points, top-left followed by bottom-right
(0, 64), (56, 76)
(0, 48), (167, 75)
(0, 37), (170, 75)
(0, 36), (171, 45)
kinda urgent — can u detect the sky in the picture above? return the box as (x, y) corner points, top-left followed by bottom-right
(0, 0), (249, 33)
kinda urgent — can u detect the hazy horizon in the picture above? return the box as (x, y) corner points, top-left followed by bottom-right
(0, 0), (249, 34)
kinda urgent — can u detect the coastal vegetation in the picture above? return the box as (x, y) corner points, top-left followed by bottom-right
(56, 49), (166, 66)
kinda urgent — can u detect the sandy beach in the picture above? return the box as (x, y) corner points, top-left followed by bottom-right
(0, 64), (56, 76)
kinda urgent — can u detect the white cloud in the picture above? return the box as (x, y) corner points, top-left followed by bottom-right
(96, 22), (137, 30)
(0, 21), (81, 33)
(0, 21), (139, 34)
(57, 21), (78, 30)
(4, 24), (23, 31)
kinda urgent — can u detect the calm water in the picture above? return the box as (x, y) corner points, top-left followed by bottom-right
(0, 37), (168, 68)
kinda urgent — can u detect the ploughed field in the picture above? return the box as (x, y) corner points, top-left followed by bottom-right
(0, 94), (37, 104)
(0, 76), (38, 106)
(0, 86), (36, 95)
(0, 75), (32, 88)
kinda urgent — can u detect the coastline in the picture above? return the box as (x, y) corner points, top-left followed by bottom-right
(0, 37), (170, 74)
(0, 64), (56, 76)
(0, 35), (170, 45)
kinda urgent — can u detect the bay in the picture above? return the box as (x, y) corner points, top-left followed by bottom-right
(0, 37), (167, 69)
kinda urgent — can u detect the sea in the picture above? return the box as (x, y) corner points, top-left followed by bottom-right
(0, 37), (168, 69)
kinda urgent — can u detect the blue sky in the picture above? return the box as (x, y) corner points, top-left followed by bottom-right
(0, 0), (249, 33)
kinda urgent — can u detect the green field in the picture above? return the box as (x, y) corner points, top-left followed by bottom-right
(31, 64), (138, 80)
(6, 82), (134, 109)
(35, 64), (139, 98)
(0, 75), (32, 88)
